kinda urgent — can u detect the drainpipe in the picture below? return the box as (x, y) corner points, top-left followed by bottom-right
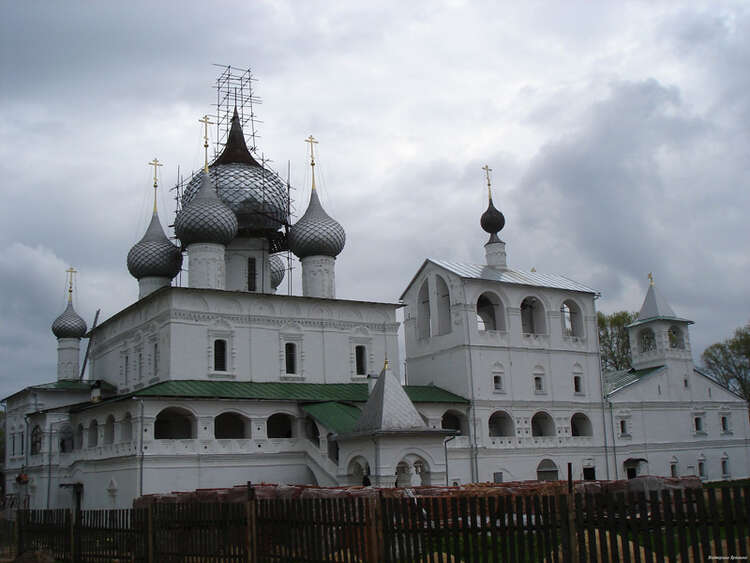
(593, 301), (611, 480)
(371, 437), (379, 487)
(136, 399), (145, 497)
(461, 286), (480, 483)
(443, 434), (457, 486)
(608, 400), (618, 480)
(46, 421), (60, 509)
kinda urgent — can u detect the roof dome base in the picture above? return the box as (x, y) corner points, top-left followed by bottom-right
(301, 255), (336, 299)
(138, 276), (173, 299)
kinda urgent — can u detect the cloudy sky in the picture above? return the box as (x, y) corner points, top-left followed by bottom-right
(1, 1), (748, 399)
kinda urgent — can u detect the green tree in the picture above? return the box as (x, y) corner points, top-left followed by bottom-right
(702, 323), (750, 403)
(598, 311), (637, 372)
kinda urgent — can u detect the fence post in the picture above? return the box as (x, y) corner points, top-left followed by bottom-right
(147, 503), (154, 563)
(68, 509), (74, 562)
(15, 509), (22, 557)
(567, 494), (579, 563)
(365, 492), (383, 563)
(246, 482), (257, 563)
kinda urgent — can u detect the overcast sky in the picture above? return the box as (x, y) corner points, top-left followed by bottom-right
(1, 1), (748, 399)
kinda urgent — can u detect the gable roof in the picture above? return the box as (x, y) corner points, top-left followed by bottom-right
(603, 365), (666, 395)
(401, 259), (598, 299)
(353, 364), (427, 433)
(2, 380), (116, 403)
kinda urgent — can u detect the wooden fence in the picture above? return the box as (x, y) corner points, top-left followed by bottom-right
(13, 484), (750, 562)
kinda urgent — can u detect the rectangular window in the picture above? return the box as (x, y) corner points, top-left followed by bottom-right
(11, 434), (15, 456)
(694, 417), (703, 433)
(534, 377), (544, 392)
(721, 416), (729, 432)
(124, 355), (129, 385)
(285, 342), (297, 374)
(721, 459), (729, 476)
(684, 378), (689, 388)
(698, 461), (705, 478)
(493, 375), (503, 391)
(153, 342), (159, 376)
(355, 345), (366, 376)
(619, 420), (628, 435)
(493, 472), (503, 484)
(670, 463), (678, 478)
(583, 467), (596, 481)
(573, 376), (582, 393)
(20, 432), (24, 455)
(214, 339), (227, 372)
(248, 258), (257, 292)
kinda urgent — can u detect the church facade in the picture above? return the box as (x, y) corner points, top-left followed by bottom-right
(4, 105), (748, 510)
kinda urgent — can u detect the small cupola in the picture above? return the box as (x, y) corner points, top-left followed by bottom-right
(52, 268), (87, 380)
(480, 165), (507, 268)
(175, 170), (239, 247)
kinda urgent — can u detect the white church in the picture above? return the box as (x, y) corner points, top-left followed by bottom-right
(4, 101), (748, 510)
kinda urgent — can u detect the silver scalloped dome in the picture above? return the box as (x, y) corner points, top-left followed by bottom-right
(269, 253), (285, 289)
(127, 212), (182, 280)
(181, 110), (288, 232)
(51, 301), (87, 339)
(175, 171), (238, 246)
(288, 189), (346, 258)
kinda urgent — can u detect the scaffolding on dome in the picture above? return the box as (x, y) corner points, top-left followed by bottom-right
(170, 65), (296, 294)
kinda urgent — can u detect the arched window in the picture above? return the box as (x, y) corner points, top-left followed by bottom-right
(88, 420), (99, 447)
(560, 300), (583, 337)
(30, 425), (42, 455)
(441, 410), (467, 434)
(214, 339), (227, 372)
(304, 417), (320, 447)
(59, 425), (74, 453)
(215, 412), (248, 439)
(537, 459), (558, 481)
(476, 292), (505, 332)
(668, 326), (684, 349)
(639, 328), (656, 352)
(521, 297), (546, 335)
(267, 413), (293, 439)
(531, 412), (555, 437)
(417, 280), (431, 339)
(154, 407), (196, 439)
(121, 413), (133, 442)
(75, 424), (84, 450)
(103, 415), (115, 445)
(247, 257), (257, 292)
(488, 411), (515, 437)
(285, 342), (297, 374)
(571, 413), (593, 436)
(436, 276), (451, 335)
(355, 345), (367, 376)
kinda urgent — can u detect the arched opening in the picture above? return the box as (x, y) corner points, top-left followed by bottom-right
(121, 413), (133, 442)
(103, 415), (115, 445)
(560, 300), (583, 337)
(215, 412), (248, 439)
(441, 410), (467, 435)
(435, 275), (451, 335)
(570, 413), (593, 437)
(75, 424), (84, 450)
(30, 425), (42, 455)
(304, 417), (320, 447)
(639, 328), (656, 352)
(521, 297), (546, 335)
(537, 459), (559, 481)
(267, 413), (293, 439)
(214, 339), (227, 372)
(154, 407), (196, 439)
(624, 458), (647, 480)
(348, 457), (371, 485)
(88, 420), (99, 447)
(285, 342), (297, 374)
(668, 326), (684, 349)
(395, 456), (431, 487)
(476, 292), (505, 332)
(58, 425), (73, 453)
(489, 411), (515, 437)
(531, 412), (555, 437)
(417, 280), (431, 339)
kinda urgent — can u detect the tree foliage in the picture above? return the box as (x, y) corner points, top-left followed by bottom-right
(702, 322), (750, 403)
(598, 311), (637, 372)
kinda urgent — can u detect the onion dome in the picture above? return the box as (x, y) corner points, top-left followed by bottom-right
(181, 108), (289, 233)
(52, 301), (87, 339)
(480, 165), (505, 242)
(269, 254), (285, 289)
(127, 211), (182, 280)
(175, 171), (238, 246)
(288, 188), (346, 258)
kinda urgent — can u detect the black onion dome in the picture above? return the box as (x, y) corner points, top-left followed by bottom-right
(288, 189), (346, 259)
(175, 171), (238, 246)
(127, 212), (182, 279)
(51, 301), (87, 339)
(181, 108), (289, 232)
(481, 197), (505, 237)
(269, 253), (285, 289)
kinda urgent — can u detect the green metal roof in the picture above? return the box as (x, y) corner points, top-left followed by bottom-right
(603, 365), (665, 395)
(32, 381), (93, 391)
(133, 380), (468, 403)
(302, 402), (362, 434)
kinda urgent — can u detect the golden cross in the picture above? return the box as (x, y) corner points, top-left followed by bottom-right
(648, 272), (654, 286)
(199, 115), (214, 171)
(148, 158), (163, 212)
(66, 267), (77, 302)
(305, 135), (319, 190)
(482, 164), (493, 199)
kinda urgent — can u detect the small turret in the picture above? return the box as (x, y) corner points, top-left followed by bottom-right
(480, 165), (507, 268)
(51, 268), (87, 380)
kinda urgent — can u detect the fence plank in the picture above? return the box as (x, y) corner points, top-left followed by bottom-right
(734, 485), (747, 559)
(708, 487), (723, 558)
(661, 489), (676, 563)
(672, 489), (688, 563)
(722, 487), (736, 556)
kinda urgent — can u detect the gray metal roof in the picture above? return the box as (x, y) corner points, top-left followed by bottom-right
(603, 365), (665, 395)
(51, 301), (87, 339)
(430, 259), (598, 294)
(175, 171), (239, 246)
(627, 283), (693, 328)
(353, 363), (427, 433)
(127, 211), (182, 280)
(288, 188), (346, 258)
